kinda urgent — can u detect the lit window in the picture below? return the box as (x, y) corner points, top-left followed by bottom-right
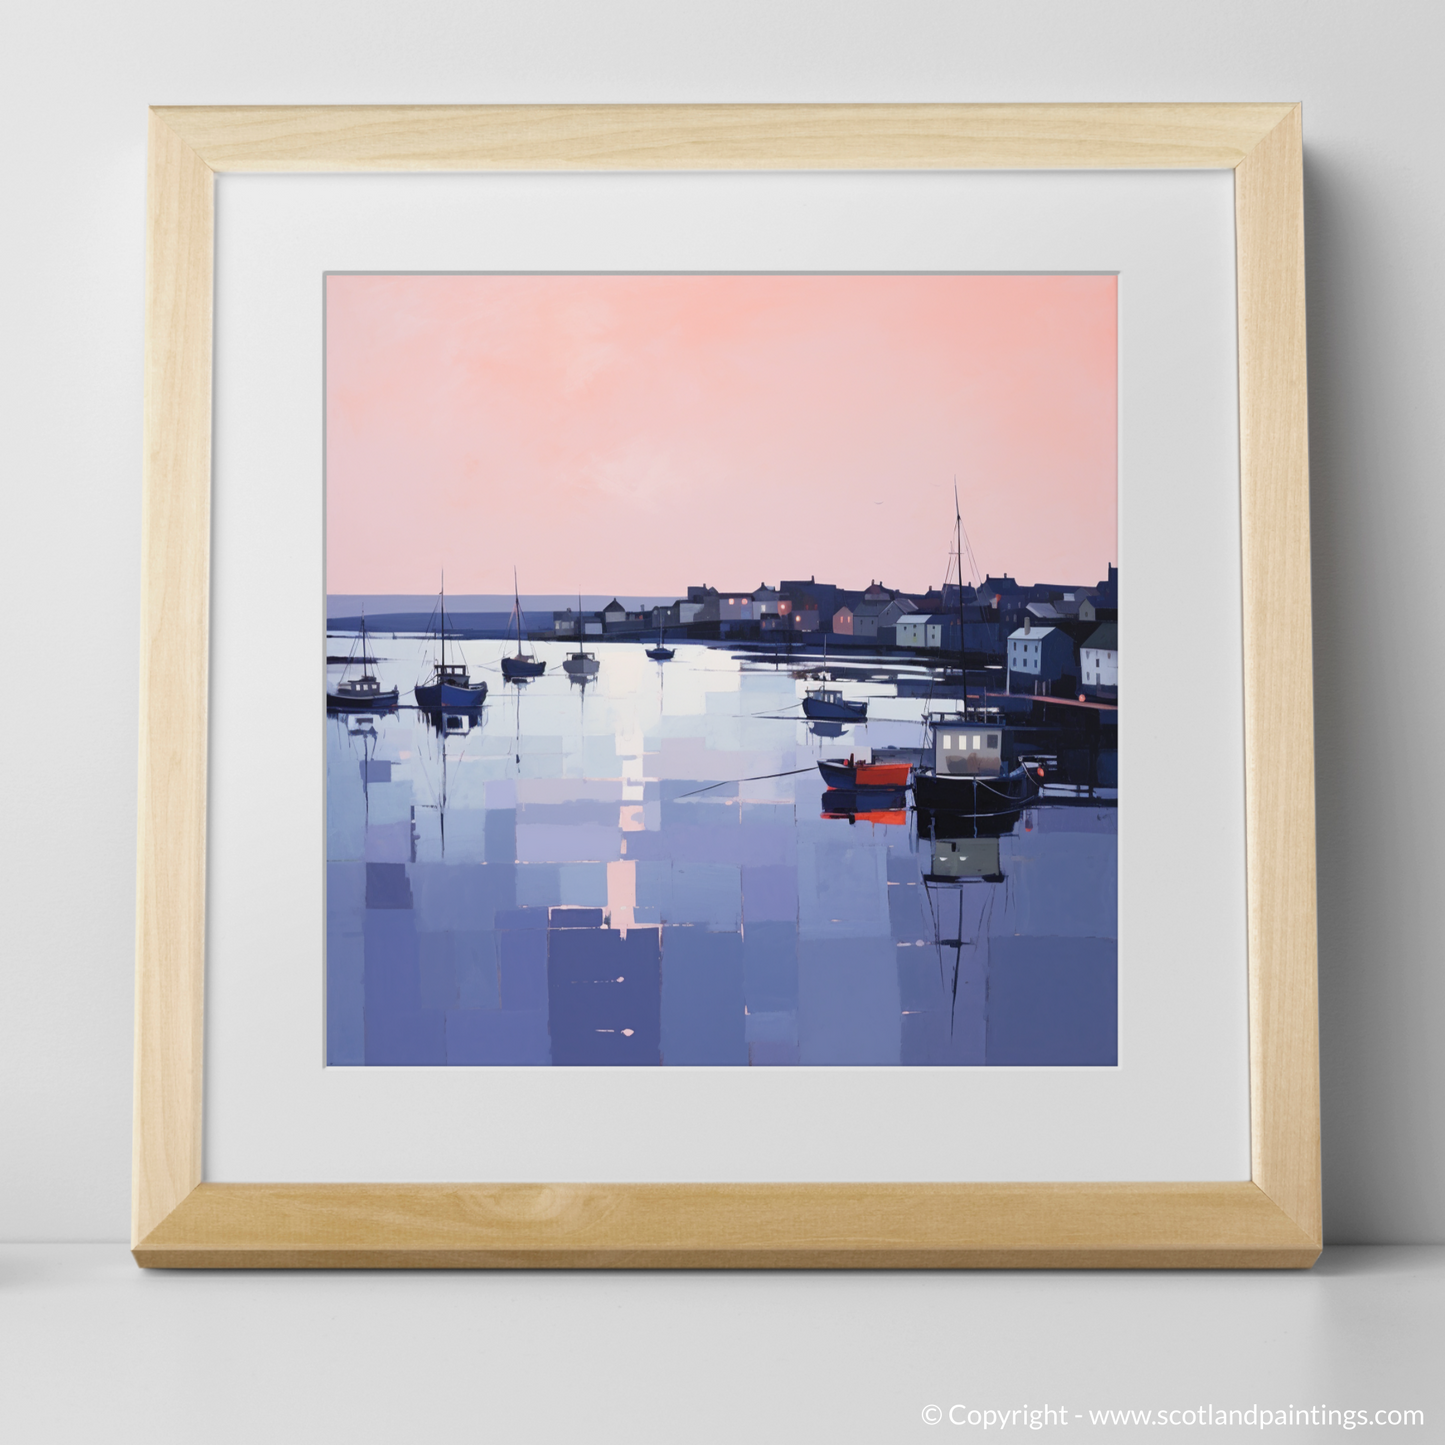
(941, 734), (952, 749)
(972, 734), (982, 749)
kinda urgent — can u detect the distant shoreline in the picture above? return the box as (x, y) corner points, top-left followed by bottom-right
(326, 594), (679, 618)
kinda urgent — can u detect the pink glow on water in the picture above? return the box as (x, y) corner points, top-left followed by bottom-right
(326, 273), (1116, 594)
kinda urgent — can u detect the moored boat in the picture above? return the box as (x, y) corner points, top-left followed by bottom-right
(329, 675), (400, 712)
(500, 568), (546, 680)
(817, 755), (912, 790)
(415, 667), (487, 709)
(645, 624), (674, 662)
(802, 686), (867, 721)
(327, 614), (399, 712)
(414, 582), (487, 709)
(912, 763), (1034, 812)
(562, 650), (599, 679)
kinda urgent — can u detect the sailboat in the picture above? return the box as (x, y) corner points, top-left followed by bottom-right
(500, 568), (545, 680)
(645, 621), (674, 662)
(327, 611), (399, 712)
(562, 592), (600, 679)
(414, 580), (487, 709)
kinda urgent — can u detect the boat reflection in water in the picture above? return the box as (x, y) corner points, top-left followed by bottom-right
(925, 835), (1004, 884)
(819, 786), (908, 827)
(421, 705), (483, 738)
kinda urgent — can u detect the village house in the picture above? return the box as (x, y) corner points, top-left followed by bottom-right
(853, 595), (916, 640)
(896, 614), (957, 650)
(1007, 619), (1075, 692)
(553, 607), (602, 637)
(717, 590), (758, 621)
(895, 614), (932, 648)
(780, 577), (838, 630)
(1080, 622), (1118, 698)
(752, 584), (782, 616)
(1079, 567), (1118, 622)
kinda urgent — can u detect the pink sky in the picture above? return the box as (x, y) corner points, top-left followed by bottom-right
(325, 273), (1115, 595)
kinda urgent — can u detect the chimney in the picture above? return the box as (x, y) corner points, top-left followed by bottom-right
(1024, 614), (1032, 634)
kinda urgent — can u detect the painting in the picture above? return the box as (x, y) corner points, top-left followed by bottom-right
(324, 272), (1118, 1068)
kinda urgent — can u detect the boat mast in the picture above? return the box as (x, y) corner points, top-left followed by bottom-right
(954, 480), (967, 719)
(513, 566), (528, 655)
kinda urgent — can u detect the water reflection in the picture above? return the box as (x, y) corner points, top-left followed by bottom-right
(325, 637), (1116, 1068)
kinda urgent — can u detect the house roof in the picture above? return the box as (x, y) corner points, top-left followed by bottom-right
(1083, 623), (1118, 651)
(1008, 625), (1059, 640)
(603, 598), (625, 612)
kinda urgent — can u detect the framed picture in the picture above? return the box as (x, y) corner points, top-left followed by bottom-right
(135, 104), (1318, 1267)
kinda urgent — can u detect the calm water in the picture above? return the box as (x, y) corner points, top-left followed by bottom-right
(326, 637), (1116, 1066)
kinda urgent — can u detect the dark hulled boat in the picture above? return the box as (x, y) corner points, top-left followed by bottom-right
(500, 568), (545, 680)
(327, 614), (399, 713)
(802, 686), (867, 721)
(911, 714), (1035, 812)
(329, 674), (400, 712)
(645, 624), (674, 662)
(911, 764), (1035, 813)
(414, 583), (487, 709)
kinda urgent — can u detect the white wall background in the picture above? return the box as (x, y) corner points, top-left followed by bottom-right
(1, 0), (1440, 1244)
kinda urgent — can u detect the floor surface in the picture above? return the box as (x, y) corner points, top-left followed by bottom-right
(2, 1245), (1440, 1442)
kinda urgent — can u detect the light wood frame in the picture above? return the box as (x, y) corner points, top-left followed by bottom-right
(135, 104), (1318, 1268)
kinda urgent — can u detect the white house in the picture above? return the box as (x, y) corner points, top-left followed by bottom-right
(1007, 622), (1074, 687)
(1080, 623), (1118, 697)
(896, 614), (944, 649)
